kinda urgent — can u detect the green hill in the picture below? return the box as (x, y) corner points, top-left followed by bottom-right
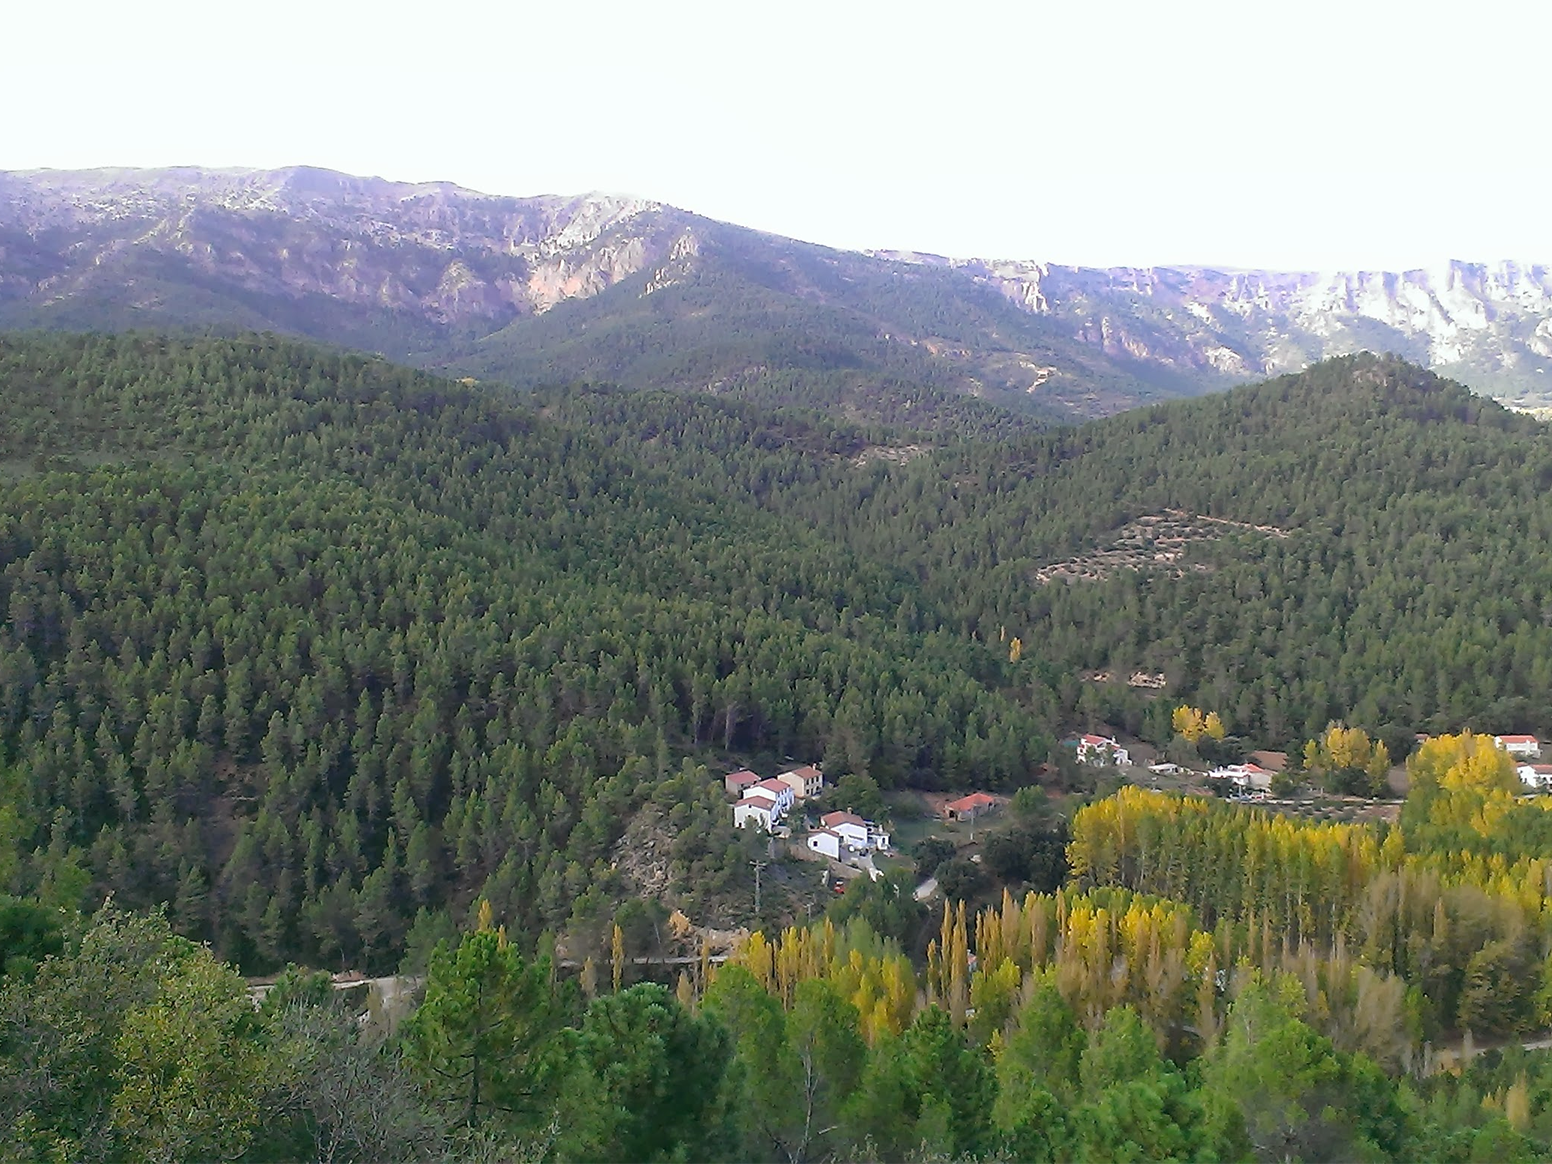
(0, 332), (1049, 973)
(4, 334), (1552, 975)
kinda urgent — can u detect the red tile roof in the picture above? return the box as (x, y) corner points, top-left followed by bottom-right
(945, 792), (998, 813)
(822, 810), (865, 828)
(1499, 735), (1539, 744)
(754, 778), (792, 795)
(726, 769), (760, 786)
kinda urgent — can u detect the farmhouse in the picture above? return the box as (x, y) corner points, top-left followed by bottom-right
(777, 764), (825, 801)
(1208, 762), (1274, 792)
(1076, 734), (1131, 767)
(1497, 735), (1541, 759)
(732, 778), (796, 831)
(808, 810), (889, 861)
(942, 792), (999, 823)
(819, 810), (890, 852)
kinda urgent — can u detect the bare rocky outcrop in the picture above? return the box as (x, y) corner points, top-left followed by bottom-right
(3, 165), (1551, 411)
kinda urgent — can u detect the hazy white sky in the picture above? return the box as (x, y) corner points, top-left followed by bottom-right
(6, 0), (1549, 270)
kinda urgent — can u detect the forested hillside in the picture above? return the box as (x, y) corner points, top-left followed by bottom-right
(724, 354), (1552, 744)
(5, 335), (1552, 980)
(10, 334), (1552, 1160)
(13, 744), (1552, 1162)
(0, 333), (1050, 974)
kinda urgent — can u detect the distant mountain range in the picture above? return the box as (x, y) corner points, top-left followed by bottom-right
(3, 165), (1549, 420)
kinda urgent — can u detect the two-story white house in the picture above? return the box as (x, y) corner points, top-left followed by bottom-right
(807, 813), (893, 856)
(733, 778), (796, 831)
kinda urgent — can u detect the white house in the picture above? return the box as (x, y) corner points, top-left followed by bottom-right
(733, 778), (795, 831)
(1518, 763), (1552, 790)
(1208, 763), (1273, 792)
(820, 810), (890, 853)
(1076, 734), (1132, 767)
(1497, 735), (1541, 759)
(777, 764), (825, 801)
(734, 797), (781, 831)
(807, 829), (842, 860)
(747, 778), (796, 812)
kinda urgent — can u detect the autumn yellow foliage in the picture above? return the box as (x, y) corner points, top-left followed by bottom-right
(1172, 705), (1225, 743)
(1405, 731), (1520, 836)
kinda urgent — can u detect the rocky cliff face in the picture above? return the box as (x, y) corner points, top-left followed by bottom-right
(878, 253), (1552, 401)
(3, 166), (1550, 412)
(0, 166), (682, 331)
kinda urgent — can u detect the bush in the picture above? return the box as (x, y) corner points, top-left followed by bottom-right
(911, 837), (957, 880)
(935, 858), (986, 903)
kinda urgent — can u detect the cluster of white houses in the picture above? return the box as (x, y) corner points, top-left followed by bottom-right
(727, 765), (823, 832)
(1206, 734), (1552, 794)
(725, 764), (891, 865)
(1071, 731), (1552, 795)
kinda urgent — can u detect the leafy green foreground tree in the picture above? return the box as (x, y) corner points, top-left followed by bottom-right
(0, 903), (442, 1163)
(402, 912), (571, 1131)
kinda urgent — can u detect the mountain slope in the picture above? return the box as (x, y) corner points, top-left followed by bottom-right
(0, 332), (1051, 972)
(6, 331), (1552, 973)
(6, 166), (1551, 422)
(746, 352), (1552, 743)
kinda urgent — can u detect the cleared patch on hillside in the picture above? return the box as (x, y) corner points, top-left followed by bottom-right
(1034, 509), (1289, 584)
(852, 443), (928, 467)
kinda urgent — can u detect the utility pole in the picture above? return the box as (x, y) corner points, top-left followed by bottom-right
(751, 859), (767, 916)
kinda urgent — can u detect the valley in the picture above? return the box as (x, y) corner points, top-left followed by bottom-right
(4, 331), (1552, 1160)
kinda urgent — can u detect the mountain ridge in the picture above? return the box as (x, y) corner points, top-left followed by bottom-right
(3, 165), (1551, 418)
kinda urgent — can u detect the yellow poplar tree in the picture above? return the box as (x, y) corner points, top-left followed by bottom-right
(611, 924), (625, 992)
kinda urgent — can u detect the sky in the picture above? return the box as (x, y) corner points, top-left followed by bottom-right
(6, 0), (1550, 270)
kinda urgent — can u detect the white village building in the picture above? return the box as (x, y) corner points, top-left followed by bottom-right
(1497, 735), (1541, 759)
(733, 778), (796, 831)
(1517, 763), (1552, 791)
(1076, 734), (1132, 767)
(807, 810), (890, 859)
(1208, 762), (1274, 792)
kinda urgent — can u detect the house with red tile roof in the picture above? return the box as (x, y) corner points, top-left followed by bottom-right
(777, 764), (825, 800)
(942, 792), (999, 822)
(724, 769), (761, 797)
(813, 810), (890, 853)
(1496, 735), (1541, 759)
(1076, 734), (1131, 767)
(733, 779), (795, 831)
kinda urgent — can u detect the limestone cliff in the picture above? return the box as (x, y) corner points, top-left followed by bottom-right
(3, 166), (1549, 416)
